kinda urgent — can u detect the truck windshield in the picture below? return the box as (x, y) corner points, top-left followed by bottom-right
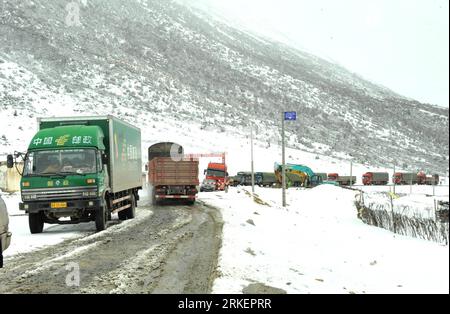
(206, 169), (225, 177)
(24, 149), (97, 176)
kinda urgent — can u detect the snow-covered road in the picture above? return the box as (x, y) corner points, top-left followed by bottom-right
(0, 196), (223, 294)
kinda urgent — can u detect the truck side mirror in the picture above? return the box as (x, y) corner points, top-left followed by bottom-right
(204, 170), (206, 175)
(6, 155), (14, 168)
(145, 164), (148, 171)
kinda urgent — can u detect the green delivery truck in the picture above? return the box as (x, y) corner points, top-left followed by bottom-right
(7, 116), (142, 233)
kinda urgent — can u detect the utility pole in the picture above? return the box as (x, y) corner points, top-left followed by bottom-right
(282, 112), (286, 207)
(433, 176), (436, 197)
(410, 175), (413, 195)
(350, 160), (353, 186)
(251, 122), (255, 194)
(393, 164), (396, 195)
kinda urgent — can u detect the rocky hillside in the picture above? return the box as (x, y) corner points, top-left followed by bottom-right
(0, 0), (448, 173)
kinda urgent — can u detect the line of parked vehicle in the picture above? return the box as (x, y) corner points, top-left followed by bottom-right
(225, 169), (441, 188)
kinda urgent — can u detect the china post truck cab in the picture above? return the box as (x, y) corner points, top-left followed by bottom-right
(9, 116), (142, 233)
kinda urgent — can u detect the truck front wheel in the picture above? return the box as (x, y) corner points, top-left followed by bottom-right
(95, 204), (107, 232)
(29, 212), (44, 234)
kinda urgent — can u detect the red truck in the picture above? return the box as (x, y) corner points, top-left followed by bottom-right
(417, 171), (427, 185)
(327, 173), (355, 186)
(393, 172), (419, 185)
(327, 173), (339, 181)
(205, 162), (228, 191)
(362, 172), (389, 185)
(148, 142), (199, 205)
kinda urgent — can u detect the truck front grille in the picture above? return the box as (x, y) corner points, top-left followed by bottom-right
(22, 186), (98, 201)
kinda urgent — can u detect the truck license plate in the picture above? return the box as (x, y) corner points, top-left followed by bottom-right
(51, 202), (67, 209)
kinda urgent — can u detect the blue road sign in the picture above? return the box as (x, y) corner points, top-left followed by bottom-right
(284, 111), (297, 121)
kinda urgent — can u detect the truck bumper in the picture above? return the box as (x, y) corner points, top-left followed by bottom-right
(1, 232), (12, 252)
(156, 195), (197, 199)
(20, 198), (102, 214)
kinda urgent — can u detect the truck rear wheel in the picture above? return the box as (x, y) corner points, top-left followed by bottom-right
(29, 212), (44, 234)
(0, 240), (3, 268)
(95, 204), (107, 232)
(126, 194), (136, 219)
(151, 189), (159, 206)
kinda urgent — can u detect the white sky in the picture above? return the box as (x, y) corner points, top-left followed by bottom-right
(182, 0), (449, 107)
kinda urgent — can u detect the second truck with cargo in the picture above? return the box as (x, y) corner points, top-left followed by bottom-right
(8, 116), (142, 233)
(148, 142), (199, 205)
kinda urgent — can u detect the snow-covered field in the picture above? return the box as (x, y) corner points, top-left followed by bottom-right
(360, 190), (449, 220)
(357, 185), (449, 197)
(201, 185), (449, 294)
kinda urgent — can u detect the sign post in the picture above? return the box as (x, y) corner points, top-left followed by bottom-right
(251, 123), (255, 195)
(282, 111), (297, 207)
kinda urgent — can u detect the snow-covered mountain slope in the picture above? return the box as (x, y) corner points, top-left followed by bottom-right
(0, 0), (448, 174)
